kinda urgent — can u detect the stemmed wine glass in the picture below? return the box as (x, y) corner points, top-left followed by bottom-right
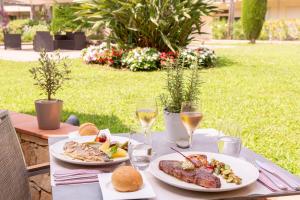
(135, 100), (158, 143)
(179, 102), (203, 149)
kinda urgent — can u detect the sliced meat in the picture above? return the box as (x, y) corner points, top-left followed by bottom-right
(63, 141), (110, 162)
(159, 160), (221, 188)
(187, 154), (208, 168)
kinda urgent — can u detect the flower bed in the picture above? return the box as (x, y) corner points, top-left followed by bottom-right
(81, 43), (216, 71)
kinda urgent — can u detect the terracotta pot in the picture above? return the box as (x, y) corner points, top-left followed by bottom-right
(35, 99), (63, 130)
(163, 109), (189, 142)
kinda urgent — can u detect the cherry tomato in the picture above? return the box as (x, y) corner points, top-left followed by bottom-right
(96, 132), (107, 143)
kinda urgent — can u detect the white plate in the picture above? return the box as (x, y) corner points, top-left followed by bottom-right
(98, 172), (155, 200)
(150, 151), (259, 192)
(50, 135), (132, 166)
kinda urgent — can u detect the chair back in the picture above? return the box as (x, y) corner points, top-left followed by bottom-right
(0, 110), (31, 200)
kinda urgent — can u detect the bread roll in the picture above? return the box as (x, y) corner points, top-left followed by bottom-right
(111, 166), (143, 192)
(79, 123), (99, 136)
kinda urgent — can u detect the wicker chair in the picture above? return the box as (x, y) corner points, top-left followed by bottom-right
(0, 110), (50, 200)
(33, 31), (54, 52)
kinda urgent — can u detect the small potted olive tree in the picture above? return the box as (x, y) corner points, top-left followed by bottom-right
(160, 59), (202, 142)
(30, 50), (71, 130)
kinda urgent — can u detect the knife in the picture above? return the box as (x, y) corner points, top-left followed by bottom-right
(256, 160), (300, 191)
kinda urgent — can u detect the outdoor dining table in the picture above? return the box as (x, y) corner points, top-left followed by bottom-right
(49, 130), (300, 200)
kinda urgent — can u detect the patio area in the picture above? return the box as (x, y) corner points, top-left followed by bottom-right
(0, 44), (82, 61)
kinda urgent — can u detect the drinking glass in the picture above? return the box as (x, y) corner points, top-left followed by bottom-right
(216, 119), (242, 157)
(135, 100), (158, 143)
(128, 131), (153, 170)
(130, 100), (157, 170)
(179, 102), (203, 148)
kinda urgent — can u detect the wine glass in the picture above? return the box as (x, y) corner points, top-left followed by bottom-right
(179, 102), (203, 148)
(135, 99), (158, 145)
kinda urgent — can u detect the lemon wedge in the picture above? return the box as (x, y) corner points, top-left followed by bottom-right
(111, 148), (127, 158)
(99, 138), (110, 153)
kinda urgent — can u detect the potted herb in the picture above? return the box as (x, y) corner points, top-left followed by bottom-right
(30, 51), (71, 130)
(160, 59), (202, 142)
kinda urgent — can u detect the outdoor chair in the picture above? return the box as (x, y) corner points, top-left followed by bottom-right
(4, 33), (21, 50)
(33, 31), (54, 52)
(54, 32), (87, 50)
(72, 32), (87, 50)
(0, 110), (50, 200)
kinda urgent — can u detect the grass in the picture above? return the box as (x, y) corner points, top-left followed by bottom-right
(0, 43), (299, 175)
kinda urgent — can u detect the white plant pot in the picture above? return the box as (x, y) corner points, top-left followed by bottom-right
(164, 110), (189, 142)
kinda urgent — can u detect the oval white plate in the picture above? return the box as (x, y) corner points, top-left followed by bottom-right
(149, 151), (259, 192)
(50, 135), (132, 166)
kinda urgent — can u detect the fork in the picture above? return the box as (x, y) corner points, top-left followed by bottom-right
(248, 159), (288, 191)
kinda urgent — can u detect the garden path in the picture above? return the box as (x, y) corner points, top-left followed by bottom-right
(0, 44), (82, 61)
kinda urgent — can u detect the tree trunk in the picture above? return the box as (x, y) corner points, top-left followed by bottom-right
(0, 0), (4, 29)
(250, 38), (256, 44)
(227, 0), (235, 39)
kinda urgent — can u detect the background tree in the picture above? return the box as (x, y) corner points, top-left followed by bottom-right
(0, 0), (9, 34)
(242, 0), (267, 43)
(51, 4), (81, 33)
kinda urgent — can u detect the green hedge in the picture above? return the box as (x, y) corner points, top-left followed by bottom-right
(211, 20), (245, 40)
(212, 19), (300, 41)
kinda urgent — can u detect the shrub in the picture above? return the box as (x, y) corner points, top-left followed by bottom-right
(7, 19), (30, 34)
(82, 45), (217, 71)
(211, 20), (245, 40)
(121, 48), (160, 71)
(242, 0), (267, 43)
(212, 20), (228, 39)
(81, 43), (123, 67)
(179, 48), (216, 68)
(194, 48), (217, 68)
(74, 0), (216, 52)
(259, 19), (300, 40)
(22, 24), (49, 42)
(159, 52), (178, 68)
(51, 4), (82, 33)
(232, 20), (245, 40)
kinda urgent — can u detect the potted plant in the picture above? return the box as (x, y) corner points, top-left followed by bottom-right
(160, 59), (202, 142)
(30, 50), (71, 130)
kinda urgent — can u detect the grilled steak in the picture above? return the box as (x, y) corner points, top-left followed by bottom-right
(159, 160), (221, 188)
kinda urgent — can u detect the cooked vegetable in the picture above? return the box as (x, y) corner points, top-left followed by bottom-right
(210, 159), (242, 185)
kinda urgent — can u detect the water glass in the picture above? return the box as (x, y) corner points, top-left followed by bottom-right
(128, 132), (153, 170)
(216, 119), (242, 157)
(217, 136), (242, 157)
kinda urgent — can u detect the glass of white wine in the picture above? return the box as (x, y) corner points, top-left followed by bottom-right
(135, 100), (158, 141)
(179, 102), (203, 148)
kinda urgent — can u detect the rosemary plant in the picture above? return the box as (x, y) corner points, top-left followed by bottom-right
(160, 59), (202, 113)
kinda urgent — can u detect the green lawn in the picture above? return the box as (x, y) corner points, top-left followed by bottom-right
(0, 44), (299, 175)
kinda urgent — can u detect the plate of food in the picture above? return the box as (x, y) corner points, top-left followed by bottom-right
(50, 130), (134, 166)
(149, 151), (259, 192)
